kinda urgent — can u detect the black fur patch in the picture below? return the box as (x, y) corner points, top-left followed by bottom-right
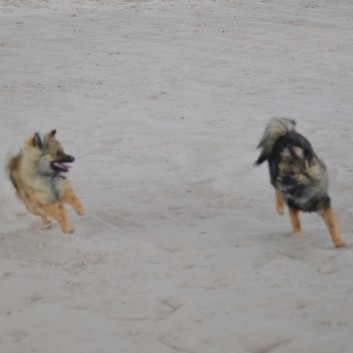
(257, 129), (329, 213)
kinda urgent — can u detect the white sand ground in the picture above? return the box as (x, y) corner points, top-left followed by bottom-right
(1, 0), (353, 352)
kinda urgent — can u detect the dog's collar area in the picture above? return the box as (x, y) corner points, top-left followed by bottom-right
(39, 172), (66, 180)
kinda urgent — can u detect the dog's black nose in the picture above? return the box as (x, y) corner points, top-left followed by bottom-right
(67, 155), (75, 163)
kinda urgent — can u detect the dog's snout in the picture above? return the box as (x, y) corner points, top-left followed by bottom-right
(65, 155), (75, 163)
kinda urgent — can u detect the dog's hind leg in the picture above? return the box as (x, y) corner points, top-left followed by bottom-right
(275, 188), (285, 215)
(40, 203), (73, 234)
(288, 207), (301, 234)
(17, 192), (51, 229)
(319, 207), (345, 248)
(27, 205), (51, 229)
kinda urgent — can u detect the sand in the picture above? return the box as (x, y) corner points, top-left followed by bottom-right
(1, 1), (353, 352)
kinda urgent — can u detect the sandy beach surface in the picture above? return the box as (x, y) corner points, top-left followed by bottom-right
(1, 1), (353, 352)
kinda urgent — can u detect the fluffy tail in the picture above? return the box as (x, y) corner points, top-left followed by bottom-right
(6, 148), (22, 192)
(255, 118), (296, 165)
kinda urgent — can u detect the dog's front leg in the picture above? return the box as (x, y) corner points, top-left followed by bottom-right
(63, 186), (85, 215)
(275, 188), (285, 215)
(288, 207), (301, 234)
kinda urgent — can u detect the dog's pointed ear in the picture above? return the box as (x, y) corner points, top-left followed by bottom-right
(49, 130), (56, 138)
(33, 132), (46, 149)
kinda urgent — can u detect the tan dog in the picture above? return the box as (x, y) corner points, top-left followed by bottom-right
(7, 130), (85, 233)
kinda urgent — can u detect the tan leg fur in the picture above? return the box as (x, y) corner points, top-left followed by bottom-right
(275, 188), (285, 215)
(319, 207), (345, 248)
(288, 207), (301, 234)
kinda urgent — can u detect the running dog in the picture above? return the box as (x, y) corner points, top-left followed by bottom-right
(255, 118), (345, 247)
(7, 130), (85, 233)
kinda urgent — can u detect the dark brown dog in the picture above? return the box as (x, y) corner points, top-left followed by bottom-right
(256, 118), (345, 247)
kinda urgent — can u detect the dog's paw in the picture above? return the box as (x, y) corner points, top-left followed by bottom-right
(334, 240), (346, 248)
(292, 228), (302, 235)
(76, 207), (85, 216)
(276, 205), (285, 215)
(74, 204), (85, 215)
(41, 220), (52, 230)
(61, 225), (75, 234)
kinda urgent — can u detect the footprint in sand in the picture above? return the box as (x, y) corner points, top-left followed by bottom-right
(239, 332), (294, 353)
(155, 296), (184, 316)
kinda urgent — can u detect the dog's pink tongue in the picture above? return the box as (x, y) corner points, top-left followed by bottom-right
(55, 162), (70, 170)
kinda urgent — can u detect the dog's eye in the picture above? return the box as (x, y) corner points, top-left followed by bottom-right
(290, 171), (297, 177)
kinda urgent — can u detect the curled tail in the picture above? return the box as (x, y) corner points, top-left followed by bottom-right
(255, 118), (296, 165)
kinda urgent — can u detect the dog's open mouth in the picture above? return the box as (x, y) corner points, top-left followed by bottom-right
(279, 184), (295, 193)
(51, 161), (72, 173)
